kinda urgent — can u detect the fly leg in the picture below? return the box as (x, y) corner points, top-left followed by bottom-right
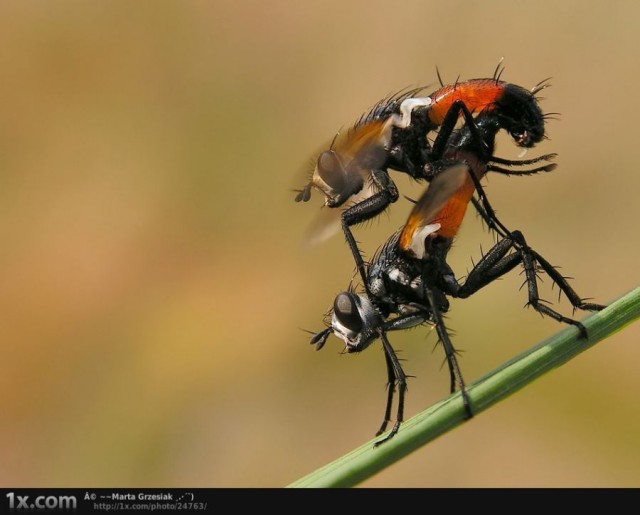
(424, 286), (473, 419)
(374, 311), (430, 446)
(340, 170), (398, 294)
(374, 331), (409, 447)
(488, 154), (557, 176)
(456, 231), (603, 338)
(429, 100), (490, 161)
(528, 250), (606, 313)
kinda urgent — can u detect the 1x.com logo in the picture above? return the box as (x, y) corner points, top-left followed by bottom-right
(6, 492), (77, 510)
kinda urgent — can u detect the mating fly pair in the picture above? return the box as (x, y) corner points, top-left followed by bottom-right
(295, 71), (557, 292)
(296, 72), (605, 445)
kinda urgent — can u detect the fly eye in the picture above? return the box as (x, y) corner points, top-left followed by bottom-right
(317, 150), (346, 191)
(333, 292), (363, 332)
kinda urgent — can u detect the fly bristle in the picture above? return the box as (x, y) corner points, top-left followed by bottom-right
(531, 77), (552, 96)
(436, 65), (445, 87)
(492, 57), (506, 83)
(356, 85), (429, 128)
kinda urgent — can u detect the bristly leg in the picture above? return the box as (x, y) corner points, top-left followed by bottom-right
(374, 331), (409, 447)
(424, 286), (473, 419)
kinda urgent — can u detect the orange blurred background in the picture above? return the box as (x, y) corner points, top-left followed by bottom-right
(0, 1), (638, 487)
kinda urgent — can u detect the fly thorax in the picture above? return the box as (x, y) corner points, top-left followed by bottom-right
(387, 266), (411, 287)
(369, 276), (386, 299)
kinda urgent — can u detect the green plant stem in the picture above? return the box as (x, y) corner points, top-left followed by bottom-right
(288, 286), (640, 488)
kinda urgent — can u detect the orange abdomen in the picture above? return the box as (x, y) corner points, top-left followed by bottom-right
(398, 166), (476, 255)
(428, 79), (506, 126)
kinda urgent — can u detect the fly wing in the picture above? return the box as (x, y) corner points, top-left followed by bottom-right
(398, 161), (476, 259)
(298, 120), (392, 247)
(300, 179), (379, 247)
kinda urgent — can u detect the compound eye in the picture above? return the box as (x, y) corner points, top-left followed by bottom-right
(333, 292), (363, 332)
(317, 150), (346, 191)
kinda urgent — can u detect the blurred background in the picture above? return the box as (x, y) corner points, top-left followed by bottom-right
(0, 0), (638, 488)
